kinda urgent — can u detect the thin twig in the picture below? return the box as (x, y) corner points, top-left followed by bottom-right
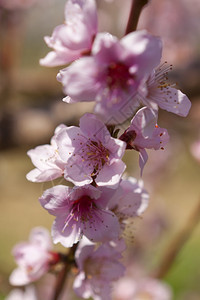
(152, 199), (200, 279)
(52, 245), (77, 300)
(125, 0), (149, 34)
(52, 263), (71, 300)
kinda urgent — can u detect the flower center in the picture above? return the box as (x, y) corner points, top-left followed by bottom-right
(63, 195), (96, 231)
(84, 257), (103, 279)
(83, 139), (110, 177)
(119, 129), (137, 150)
(72, 195), (94, 217)
(106, 62), (134, 90)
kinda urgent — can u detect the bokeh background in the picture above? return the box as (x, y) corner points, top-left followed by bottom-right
(0, 0), (200, 299)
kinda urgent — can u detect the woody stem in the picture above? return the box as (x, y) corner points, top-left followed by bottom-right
(52, 244), (77, 300)
(125, 0), (149, 34)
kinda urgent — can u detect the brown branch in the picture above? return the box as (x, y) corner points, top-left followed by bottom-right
(125, 0), (149, 34)
(51, 245), (77, 300)
(152, 199), (200, 279)
(52, 262), (71, 300)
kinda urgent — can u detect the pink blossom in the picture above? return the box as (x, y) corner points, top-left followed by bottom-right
(26, 124), (66, 182)
(120, 107), (169, 174)
(9, 227), (58, 286)
(135, 63), (191, 117)
(73, 237), (125, 300)
(113, 277), (172, 300)
(5, 286), (37, 300)
(57, 30), (162, 124)
(39, 184), (120, 248)
(56, 113), (126, 188)
(107, 177), (149, 220)
(40, 0), (98, 67)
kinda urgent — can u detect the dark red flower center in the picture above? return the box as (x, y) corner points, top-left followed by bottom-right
(72, 195), (94, 213)
(119, 129), (137, 150)
(106, 62), (134, 90)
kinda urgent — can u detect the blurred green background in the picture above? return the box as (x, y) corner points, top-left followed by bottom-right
(0, 0), (200, 299)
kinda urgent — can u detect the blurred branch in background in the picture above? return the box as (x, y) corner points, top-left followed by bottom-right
(125, 0), (149, 34)
(152, 198), (200, 279)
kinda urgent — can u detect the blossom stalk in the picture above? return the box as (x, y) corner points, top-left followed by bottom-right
(52, 245), (77, 300)
(125, 0), (149, 34)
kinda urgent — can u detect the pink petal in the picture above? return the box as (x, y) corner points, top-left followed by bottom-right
(79, 113), (110, 141)
(39, 185), (71, 216)
(64, 162), (93, 186)
(57, 57), (99, 101)
(52, 206), (120, 246)
(96, 160), (126, 188)
(56, 126), (82, 161)
(81, 208), (120, 242)
(29, 227), (52, 250)
(139, 149), (148, 176)
(52, 217), (81, 248)
(118, 178), (149, 216)
(40, 50), (80, 67)
(27, 145), (55, 170)
(92, 32), (123, 63)
(9, 268), (30, 286)
(65, 0), (98, 36)
(121, 30), (162, 78)
(130, 107), (157, 137)
(26, 168), (63, 182)
(73, 272), (92, 299)
(151, 87), (191, 117)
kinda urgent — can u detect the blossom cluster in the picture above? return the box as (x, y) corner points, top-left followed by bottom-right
(8, 0), (191, 299)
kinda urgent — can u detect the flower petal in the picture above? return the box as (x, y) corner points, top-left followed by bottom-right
(26, 168), (63, 182)
(121, 30), (162, 78)
(39, 185), (71, 216)
(52, 216), (81, 248)
(96, 160), (126, 188)
(139, 149), (148, 176)
(57, 57), (99, 102)
(9, 268), (30, 286)
(152, 87), (191, 117)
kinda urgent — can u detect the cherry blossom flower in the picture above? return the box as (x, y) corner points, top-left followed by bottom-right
(135, 63), (191, 117)
(113, 276), (172, 300)
(73, 237), (125, 300)
(9, 227), (59, 286)
(39, 184), (120, 248)
(120, 107), (169, 174)
(26, 124), (66, 182)
(106, 177), (149, 220)
(40, 0), (98, 67)
(57, 30), (162, 124)
(5, 286), (37, 300)
(56, 113), (126, 188)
